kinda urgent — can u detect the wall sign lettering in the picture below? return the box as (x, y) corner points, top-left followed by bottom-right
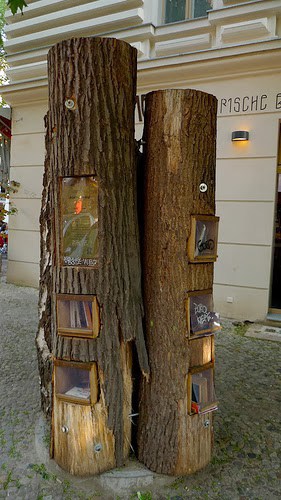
(136, 91), (281, 122)
(219, 92), (281, 115)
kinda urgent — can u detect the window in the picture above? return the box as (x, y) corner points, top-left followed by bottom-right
(54, 360), (99, 406)
(187, 364), (218, 415)
(164, 0), (212, 24)
(56, 294), (100, 339)
(187, 215), (219, 263)
(186, 290), (221, 339)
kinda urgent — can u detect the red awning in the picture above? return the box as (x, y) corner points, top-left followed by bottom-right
(0, 116), (11, 139)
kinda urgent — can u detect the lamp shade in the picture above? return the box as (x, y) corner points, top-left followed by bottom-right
(231, 130), (249, 141)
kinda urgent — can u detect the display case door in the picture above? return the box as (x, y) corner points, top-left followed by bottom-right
(53, 397), (115, 476)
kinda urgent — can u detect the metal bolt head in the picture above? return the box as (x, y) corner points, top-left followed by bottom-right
(203, 419), (210, 428)
(61, 425), (69, 433)
(199, 183), (208, 193)
(94, 443), (102, 453)
(65, 99), (75, 110)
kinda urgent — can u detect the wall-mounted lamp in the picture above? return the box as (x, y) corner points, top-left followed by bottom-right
(231, 130), (249, 141)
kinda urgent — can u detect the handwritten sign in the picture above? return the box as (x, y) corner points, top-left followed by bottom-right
(60, 176), (98, 268)
(186, 290), (220, 338)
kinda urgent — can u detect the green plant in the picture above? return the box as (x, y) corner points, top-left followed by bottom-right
(6, 1), (27, 15)
(169, 476), (184, 490)
(2, 469), (20, 490)
(30, 463), (56, 481)
(233, 322), (249, 336)
(43, 430), (50, 448)
(0, 429), (6, 448)
(136, 492), (153, 500)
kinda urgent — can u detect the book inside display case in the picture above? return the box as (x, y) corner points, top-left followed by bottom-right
(57, 294), (100, 338)
(187, 364), (218, 415)
(54, 360), (98, 405)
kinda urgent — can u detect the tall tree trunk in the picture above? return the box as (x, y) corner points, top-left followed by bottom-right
(36, 37), (149, 476)
(137, 89), (217, 475)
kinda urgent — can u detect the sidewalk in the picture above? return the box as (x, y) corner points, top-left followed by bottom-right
(0, 266), (280, 499)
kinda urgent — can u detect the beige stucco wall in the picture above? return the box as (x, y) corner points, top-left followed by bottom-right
(136, 71), (281, 320)
(3, 0), (281, 321)
(7, 101), (47, 286)
(7, 72), (281, 321)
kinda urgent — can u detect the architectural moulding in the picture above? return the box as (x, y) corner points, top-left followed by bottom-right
(219, 18), (275, 45)
(208, 0), (281, 25)
(5, 8), (144, 52)
(2, 42), (281, 107)
(155, 34), (211, 57)
(5, 0), (144, 38)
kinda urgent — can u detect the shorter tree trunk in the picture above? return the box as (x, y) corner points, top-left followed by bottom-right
(138, 89), (217, 475)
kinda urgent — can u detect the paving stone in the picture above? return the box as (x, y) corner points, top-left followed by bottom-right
(0, 272), (280, 499)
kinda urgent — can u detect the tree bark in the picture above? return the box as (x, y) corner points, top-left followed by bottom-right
(137, 89), (217, 475)
(37, 112), (53, 417)
(36, 37), (149, 475)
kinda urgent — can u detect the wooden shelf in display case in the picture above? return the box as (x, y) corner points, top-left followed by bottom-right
(56, 294), (100, 339)
(187, 363), (218, 416)
(186, 290), (221, 339)
(187, 215), (219, 263)
(60, 176), (98, 268)
(54, 360), (99, 406)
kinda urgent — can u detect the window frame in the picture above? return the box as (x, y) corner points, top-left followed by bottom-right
(163, 0), (211, 24)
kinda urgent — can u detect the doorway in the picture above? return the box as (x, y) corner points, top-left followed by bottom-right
(270, 124), (281, 311)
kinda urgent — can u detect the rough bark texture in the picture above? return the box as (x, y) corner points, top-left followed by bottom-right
(36, 112), (53, 417)
(137, 89), (217, 475)
(36, 37), (149, 472)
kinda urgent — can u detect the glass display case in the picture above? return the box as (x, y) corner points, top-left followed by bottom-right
(186, 290), (220, 339)
(57, 294), (100, 338)
(187, 364), (218, 415)
(60, 176), (98, 267)
(187, 215), (219, 263)
(189, 335), (214, 368)
(54, 360), (98, 405)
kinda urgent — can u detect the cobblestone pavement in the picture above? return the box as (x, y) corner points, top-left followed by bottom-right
(0, 265), (280, 499)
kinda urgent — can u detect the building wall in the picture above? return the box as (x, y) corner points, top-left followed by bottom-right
(2, 0), (281, 320)
(8, 101), (47, 286)
(136, 70), (281, 320)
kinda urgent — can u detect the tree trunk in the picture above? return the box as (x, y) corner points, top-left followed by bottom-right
(137, 89), (218, 475)
(36, 37), (149, 476)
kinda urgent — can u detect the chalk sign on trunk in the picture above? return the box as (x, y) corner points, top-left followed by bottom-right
(186, 290), (221, 339)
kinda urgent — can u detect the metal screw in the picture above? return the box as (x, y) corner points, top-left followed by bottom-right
(61, 425), (69, 433)
(203, 420), (210, 428)
(65, 99), (75, 110)
(94, 443), (102, 453)
(199, 183), (208, 193)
